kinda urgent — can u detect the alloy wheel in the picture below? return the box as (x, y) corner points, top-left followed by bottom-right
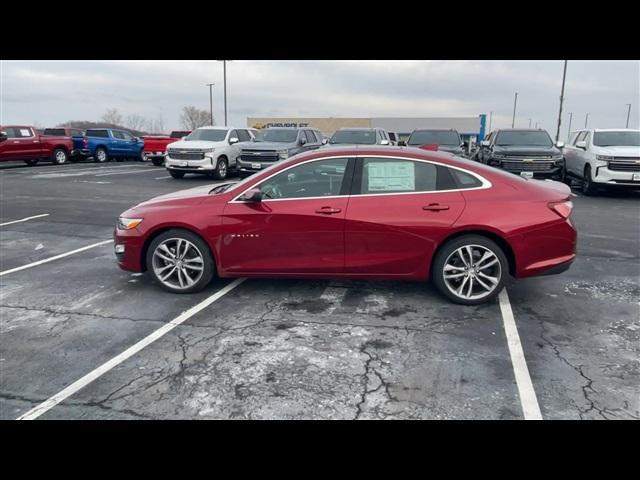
(152, 238), (205, 290)
(442, 244), (502, 301)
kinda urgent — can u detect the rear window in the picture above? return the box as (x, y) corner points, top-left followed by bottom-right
(170, 131), (190, 139)
(408, 130), (461, 146)
(495, 130), (553, 147)
(44, 128), (65, 136)
(86, 129), (109, 138)
(330, 129), (376, 145)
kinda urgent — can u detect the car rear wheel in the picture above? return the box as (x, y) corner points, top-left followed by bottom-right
(169, 170), (185, 179)
(212, 157), (228, 180)
(432, 235), (508, 305)
(24, 159), (39, 166)
(51, 148), (68, 165)
(94, 148), (108, 163)
(582, 165), (598, 196)
(147, 230), (215, 294)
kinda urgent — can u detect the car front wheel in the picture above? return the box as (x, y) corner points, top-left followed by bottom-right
(582, 165), (598, 196)
(146, 230), (215, 294)
(212, 157), (228, 180)
(432, 235), (508, 305)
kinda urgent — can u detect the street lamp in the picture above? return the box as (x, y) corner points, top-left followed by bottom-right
(528, 118), (532, 128)
(585, 113), (589, 128)
(217, 60), (230, 126)
(555, 60), (568, 143)
(626, 103), (632, 128)
(489, 111), (493, 131)
(567, 112), (573, 140)
(206, 82), (215, 126)
(511, 92), (518, 128)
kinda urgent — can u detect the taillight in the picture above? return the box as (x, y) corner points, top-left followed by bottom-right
(83, 136), (88, 147)
(549, 200), (573, 219)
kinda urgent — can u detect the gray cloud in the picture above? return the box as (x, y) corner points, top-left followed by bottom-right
(1, 60), (638, 138)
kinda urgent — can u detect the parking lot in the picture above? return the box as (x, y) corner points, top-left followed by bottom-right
(0, 159), (638, 420)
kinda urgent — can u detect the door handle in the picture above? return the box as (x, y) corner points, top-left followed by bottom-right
(423, 203), (449, 211)
(315, 207), (342, 214)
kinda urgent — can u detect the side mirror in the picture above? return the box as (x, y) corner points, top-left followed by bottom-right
(229, 137), (239, 145)
(556, 141), (565, 149)
(241, 188), (263, 202)
(481, 140), (491, 147)
(397, 140), (406, 147)
(575, 140), (586, 150)
(380, 139), (390, 145)
(0, 131), (7, 142)
(322, 138), (328, 145)
(299, 137), (307, 145)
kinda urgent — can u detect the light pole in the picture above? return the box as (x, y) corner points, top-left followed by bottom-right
(626, 103), (632, 128)
(206, 82), (215, 126)
(585, 113), (589, 128)
(511, 92), (518, 128)
(555, 60), (568, 143)
(528, 118), (532, 128)
(567, 112), (573, 140)
(489, 111), (493, 131)
(223, 60), (227, 126)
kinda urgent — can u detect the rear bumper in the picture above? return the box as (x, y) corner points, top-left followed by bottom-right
(72, 149), (91, 157)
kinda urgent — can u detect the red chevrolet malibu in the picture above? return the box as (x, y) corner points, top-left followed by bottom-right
(114, 146), (577, 305)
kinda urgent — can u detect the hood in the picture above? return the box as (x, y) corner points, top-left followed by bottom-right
(134, 185), (215, 209)
(494, 145), (561, 155)
(168, 140), (226, 150)
(242, 141), (295, 151)
(591, 145), (640, 157)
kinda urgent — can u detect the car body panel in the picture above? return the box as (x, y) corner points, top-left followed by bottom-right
(0, 125), (74, 162)
(85, 128), (144, 159)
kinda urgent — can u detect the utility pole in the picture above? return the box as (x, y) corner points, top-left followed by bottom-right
(511, 92), (518, 128)
(555, 60), (568, 142)
(489, 111), (493, 131)
(626, 103), (632, 128)
(206, 83), (215, 126)
(585, 113), (589, 128)
(567, 112), (573, 140)
(528, 118), (532, 128)
(223, 60), (228, 126)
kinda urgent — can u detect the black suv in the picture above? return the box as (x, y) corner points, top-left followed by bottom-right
(238, 127), (324, 178)
(475, 129), (565, 179)
(401, 129), (466, 156)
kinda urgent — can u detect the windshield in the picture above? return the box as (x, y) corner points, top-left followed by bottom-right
(593, 131), (640, 147)
(185, 129), (228, 142)
(254, 129), (298, 143)
(223, 159), (288, 194)
(408, 130), (460, 146)
(330, 130), (376, 145)
(495, 131), (553, 147)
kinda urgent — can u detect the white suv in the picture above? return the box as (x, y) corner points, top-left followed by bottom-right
(165, 126), (254, 179)
(563, 129), (640, 195)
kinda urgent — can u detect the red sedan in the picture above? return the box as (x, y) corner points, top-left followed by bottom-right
(114, 146), (577, 305)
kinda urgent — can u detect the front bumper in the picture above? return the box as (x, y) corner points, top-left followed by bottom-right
(165, 154), (216, 172)
(143, 151), (166, 160)
(113, 226), (145, 272)
(592, 164), (640, 187)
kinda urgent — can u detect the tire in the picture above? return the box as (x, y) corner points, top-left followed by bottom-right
(169, 170), (185, 179)
(431, 235), (508, 305)
(24, 159), (39, 166)
(152, 157), (164, 167)
(94, 147), (108, 163)
(146, 229), (215, 294)
(582, 165), (598, 196)
(51, 148), (68, 165)
(212, 156), (228, 180)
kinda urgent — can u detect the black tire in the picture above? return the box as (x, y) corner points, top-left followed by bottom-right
(431, 235), (508, 305)
(582, 165), (598, 196)
(169, 170), (185, 179)
(24, 158), (39, 166)
(94, 147), (108, 163)
(51, 148), (68, 165)
(146, 229), (215, 294)
(152, 157), (164, 167)
(212, 156), (228, 180)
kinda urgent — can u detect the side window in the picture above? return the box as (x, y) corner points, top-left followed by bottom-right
(254, 158), (349, 199)
(575, 131), (587, 144)
(4, 127), (19, 138)
(583, 131), (591, 146)
(229, 130), (238, 141)
(450, 168), (483, 189)
(112, 131), (124, 139)
(304, 130), (316, 144)
(360, 157), (437, 194)
(121, 131), (133, 140)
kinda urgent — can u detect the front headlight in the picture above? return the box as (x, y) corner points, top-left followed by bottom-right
(277, 150), (289, 159)
(596, 155), (613, 162)
(117, 217), (143, 230)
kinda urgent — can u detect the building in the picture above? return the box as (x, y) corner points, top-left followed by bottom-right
(247, 115), (487, 143)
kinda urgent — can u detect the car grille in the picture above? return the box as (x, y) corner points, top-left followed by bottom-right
(240, 151), (279, 163)
(168, 152), (204, 160)
(608, 158), (640, 172)
(501, 160), (555, 172)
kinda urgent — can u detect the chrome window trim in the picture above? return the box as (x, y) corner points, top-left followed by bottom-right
(230, 154), (492, 203)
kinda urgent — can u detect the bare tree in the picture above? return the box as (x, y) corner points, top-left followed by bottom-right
(180, 106), (211, 130)
(125, 114), (147, 131)
(144, 114), (166, 134)
(101, 108), (123, 126)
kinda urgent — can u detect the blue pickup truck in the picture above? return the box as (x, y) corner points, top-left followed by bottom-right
(85, 128), (144, 163)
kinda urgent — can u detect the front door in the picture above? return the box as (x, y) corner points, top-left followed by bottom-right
(2, 127), (40, 161)
(344, 157), (466, 276)
(220, 157), (353, 275)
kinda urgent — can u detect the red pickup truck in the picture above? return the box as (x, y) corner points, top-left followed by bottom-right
(142, 130), (191, 166)
(0, 125), (74, 166)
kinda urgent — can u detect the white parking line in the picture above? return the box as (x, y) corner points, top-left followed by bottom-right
(498, 288), (543, 420)
(0, 213), (50, 227)
(0, 240), (113, 277)
(94, 169), (157, 177)
(17, 277), (246, 420)
(155, 176), (171, 180)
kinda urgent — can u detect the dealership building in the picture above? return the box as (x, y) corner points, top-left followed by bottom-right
(247, 115), (488, 143)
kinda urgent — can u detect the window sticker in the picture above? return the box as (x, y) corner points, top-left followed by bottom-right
(367, 161), (415, 191)
(20, 129), (31, 137)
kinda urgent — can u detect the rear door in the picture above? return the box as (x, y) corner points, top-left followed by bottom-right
(344, 156), (466, 277)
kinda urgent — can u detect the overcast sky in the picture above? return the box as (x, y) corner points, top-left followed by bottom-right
(1, 60), (638, 138)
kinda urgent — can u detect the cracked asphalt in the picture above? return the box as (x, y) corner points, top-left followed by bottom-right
(1, 160), (638, 419)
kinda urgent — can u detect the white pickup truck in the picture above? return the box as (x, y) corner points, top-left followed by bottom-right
(164, 126), (254, 179)
(563, 128), (640, 195)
